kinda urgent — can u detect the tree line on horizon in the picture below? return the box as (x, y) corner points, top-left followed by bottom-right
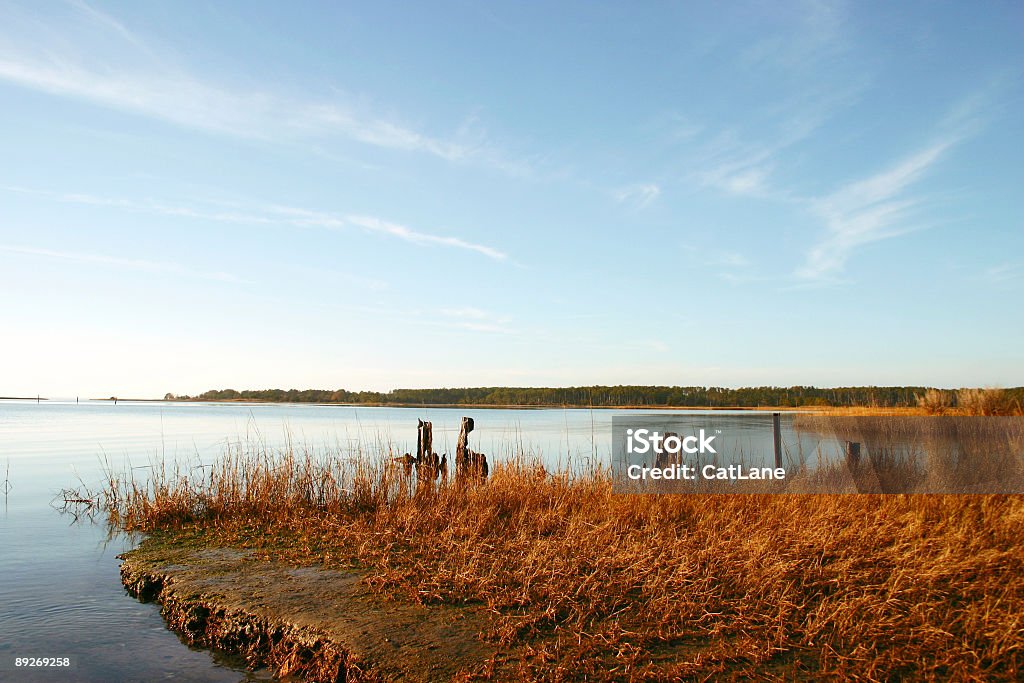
(168, 385), (1024, 409)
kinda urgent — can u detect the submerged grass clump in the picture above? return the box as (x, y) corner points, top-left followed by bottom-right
(96, 437), (1024, 681)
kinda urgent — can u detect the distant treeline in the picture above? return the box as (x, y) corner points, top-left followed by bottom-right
(169, 385), (1024, 409)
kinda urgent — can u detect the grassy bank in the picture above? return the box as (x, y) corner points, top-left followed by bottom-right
(93, 444), (1023, 681)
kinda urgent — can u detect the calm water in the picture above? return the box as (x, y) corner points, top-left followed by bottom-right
(0, 400), (806, 681)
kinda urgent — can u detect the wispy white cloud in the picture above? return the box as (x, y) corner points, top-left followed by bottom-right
(680, 244), (750, 269)
(437, 306), (514, 333)
(291, 103), (486, 163)
(0, 1), (526, 173)
(5, 186), (278, 225)
(612, 183), (661, 209)
(677, 1), (864, 201)
(796, 140), (953, 280)
(2, 186), (508, 260)
(0, 243), (246, 282)
(710, 251), (750, 269)
(709, 166), (772, 197)
(688, 83), (865, 200)
(345, 215), (507, 260)
(982, 263), (1022, 285)
(688, 85), (995, 284)
(265, 205), (506, 260)
(439, 307), (495, 320)
(738, 0), (850, 72)
(447, 322), (511, 334)
(64, 0), (154, 55)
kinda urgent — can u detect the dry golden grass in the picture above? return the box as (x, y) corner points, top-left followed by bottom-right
(98, 444), (1024, 681)
(805, 406), (935, 417)
(956, 388), (1020, 416)
(792, 415), (1024, 494)
(916, 389), (955, 415)
(913, 388), (1022, 416)
(799, 390), (1022, 417)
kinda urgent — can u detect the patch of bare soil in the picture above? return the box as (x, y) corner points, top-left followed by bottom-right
(119, 540), (499, 682)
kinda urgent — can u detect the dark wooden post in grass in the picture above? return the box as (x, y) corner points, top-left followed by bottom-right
(417, 419), (433, 463)
(656, 432), (680, 468)
(456, 416), (488, 481)
(845, 441), (861, 468)
(456, 417), (473, 466)
(414, 419), (445, 482)
(772, 412), (783, 469)
(415, 420), (422, 466)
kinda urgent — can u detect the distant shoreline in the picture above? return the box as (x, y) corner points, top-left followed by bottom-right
(92, 397), (798, 410)
(177, 399), (800, 411)
(3, 397), (1011, 416)
(8, 398), (982, 415)
(162, 386), (1024, 415)
(143, 399), (934, 415)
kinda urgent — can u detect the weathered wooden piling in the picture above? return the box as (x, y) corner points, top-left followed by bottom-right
(456, 417), (473, 464)
(846, 441), (861, 468)
(417, 419), (433, 462)
(455, 417), (488, 480)
(655, 432), (681, 468)
(395, 453), (416, 476)
(413, 420), (445, 482)
(398, 418), (484, 483)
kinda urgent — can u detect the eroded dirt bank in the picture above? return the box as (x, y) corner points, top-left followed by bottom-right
(119, 538), (498, 682)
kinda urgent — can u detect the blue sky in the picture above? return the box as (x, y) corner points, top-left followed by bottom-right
(1, 0), (1021, 398)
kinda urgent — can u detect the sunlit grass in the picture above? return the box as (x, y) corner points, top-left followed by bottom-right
(93, 437), (1024, 680)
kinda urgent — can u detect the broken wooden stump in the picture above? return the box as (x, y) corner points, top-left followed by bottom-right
(393, 452), (416, 476)
(456, 417), (473, 464)
(413, 420), (446, 482)
(417, 420), (433, 462)
(417, 451), (445, 482)
(655, 431), (681, 468)
(846, 441), (862, 468)
(395, 418), (484, 484)
(455, 416), (488, 481)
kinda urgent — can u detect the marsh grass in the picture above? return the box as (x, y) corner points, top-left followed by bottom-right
(794, 416), (1024, 494)
(914, 388), (1023, 416)
(93, 434), (1024, 681)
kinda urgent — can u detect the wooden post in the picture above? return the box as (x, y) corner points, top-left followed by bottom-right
(413, 420), (447, 483)
(423, 422), (432, 462)
(656, 432), (680, 468)
(846, 441), (861, 468)
(416, 419), (422, 463)
(455, 417), (487, 480)
(456, 417), (471, 458)
(772, 412), (782, 469)
(458, 413), (473, 466)
(417, 420), (433, 462)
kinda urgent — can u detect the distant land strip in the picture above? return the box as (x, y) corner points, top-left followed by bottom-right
(167, 386), (1024, 411)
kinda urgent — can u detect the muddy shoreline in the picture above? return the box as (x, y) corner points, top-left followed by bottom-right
(119, 537), (498, 682)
